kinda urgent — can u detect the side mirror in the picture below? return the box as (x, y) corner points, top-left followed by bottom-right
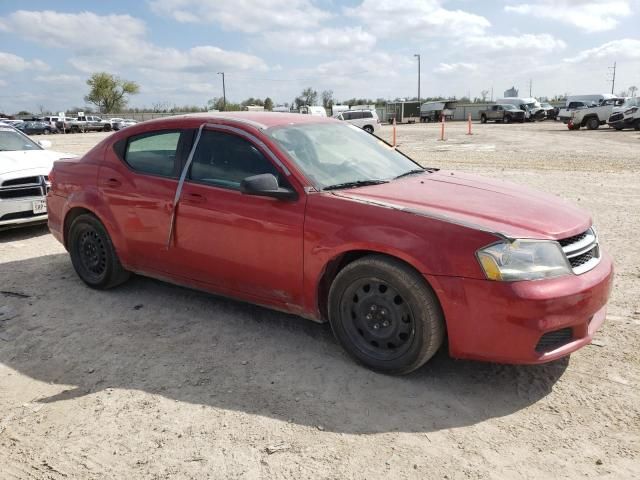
(38, 140), (52, 149)
(240, 173), (297, 200)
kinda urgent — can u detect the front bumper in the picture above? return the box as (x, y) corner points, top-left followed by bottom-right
(427, 252), (614, 364)
(0, 196), (48, 229)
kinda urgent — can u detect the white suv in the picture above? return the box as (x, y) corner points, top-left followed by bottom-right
(334, 109), (380, 134)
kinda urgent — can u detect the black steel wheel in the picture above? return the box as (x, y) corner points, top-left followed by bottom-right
(69, 213), (129, 289)
(504, 115), (512, 124)
(363, 125), (374, 134)
(480, 115), (487, 124)
(328, 255), (445, 374)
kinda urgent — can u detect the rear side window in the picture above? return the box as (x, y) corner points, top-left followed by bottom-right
(125, 131), (181, 177)
(350, 111), (364, 119)
(363, 111), (373, 118)
(188, 130), (282, 190)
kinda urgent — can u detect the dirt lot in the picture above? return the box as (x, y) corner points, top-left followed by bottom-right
(1, 122), (638, 479)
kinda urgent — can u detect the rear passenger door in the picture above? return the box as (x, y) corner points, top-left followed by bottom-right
(99, 129), (192, 271)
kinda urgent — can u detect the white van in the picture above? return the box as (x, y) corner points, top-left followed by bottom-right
(496, 97), (545, 121)
(299, 106), (327, 117)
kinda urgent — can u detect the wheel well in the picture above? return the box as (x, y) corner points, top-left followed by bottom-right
(316, 250), (428, 321)
(63, 207), (93, 248)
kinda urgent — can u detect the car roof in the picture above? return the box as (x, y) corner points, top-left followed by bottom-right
(142, 112), (335, 130)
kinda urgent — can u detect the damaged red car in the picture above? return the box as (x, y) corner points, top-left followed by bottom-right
(47, 113), (613, 374)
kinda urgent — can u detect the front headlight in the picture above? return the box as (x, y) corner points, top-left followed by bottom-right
(476, 240), (572, 281)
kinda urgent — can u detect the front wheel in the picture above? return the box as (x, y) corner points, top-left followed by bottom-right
(504, 115), (512, 124)
(328, 255), (445, 375)
(68, 214), (130, 289)
(480, 115), (487, 124)
(363, 125), (374, 134)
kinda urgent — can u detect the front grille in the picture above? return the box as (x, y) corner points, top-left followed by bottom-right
(609, 113), (624, 123)
(559, 231), (587, 247)
(569, 248), (596, 268)
(1, 176), (40, 187)
(536, 328), (573, 353)
(0, 210), (44, 221)
(0, 175), (47, 200)
(559, 228), (600, 275)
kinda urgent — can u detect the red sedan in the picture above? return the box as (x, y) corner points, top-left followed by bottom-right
(47, 113), (613, 374)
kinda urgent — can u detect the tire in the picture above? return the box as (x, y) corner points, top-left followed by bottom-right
(68, 213), (130, 289)
(363, 125), (374, 134)
(480, 115), (487, 124)
(504, 115), (512, 124)
(103, 124), (112, 132)
(586, 117), (599, 130)
(43, 129), (50, 135)
(328, 255), (445, 375)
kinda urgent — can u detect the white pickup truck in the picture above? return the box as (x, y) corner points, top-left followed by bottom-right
(567, 97), (625, 130)
(608, 97), (640, 130)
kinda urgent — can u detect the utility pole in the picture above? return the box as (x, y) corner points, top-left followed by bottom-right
(608, 62), (616, 94)
(217, 72), (226, 111)
(414, 54), (421, 104)
(529, 79), (532, 97)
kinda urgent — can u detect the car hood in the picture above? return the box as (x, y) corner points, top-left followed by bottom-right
(0, 149), (75, 182)
(333, 170), (591, 240)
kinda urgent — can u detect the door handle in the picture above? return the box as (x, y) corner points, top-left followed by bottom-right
(184, 192), (206, 204)
(103, 178), (122, 188)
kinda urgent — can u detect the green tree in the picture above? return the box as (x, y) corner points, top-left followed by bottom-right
(84, 72), (140, 113)
(295, 87), (318, 108)
(264, 97), (274, 111)
(321, 90), (333, 109)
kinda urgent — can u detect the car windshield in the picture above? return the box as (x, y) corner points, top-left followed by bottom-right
(623, 98), (639, 108)
(267, 122), (423, 189)
(0, 127), (42, 151)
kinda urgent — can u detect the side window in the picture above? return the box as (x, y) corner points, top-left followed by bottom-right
(343, 112), (353, 120)
(125, 130), (181, 177)
(351, 111), (364, 119)
(189, 130), (281, 190)
(363, 111), (373, 118)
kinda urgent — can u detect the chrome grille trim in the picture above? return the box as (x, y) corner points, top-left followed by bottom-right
(0, 175), (48, 200)
(560, 227), (601, 275)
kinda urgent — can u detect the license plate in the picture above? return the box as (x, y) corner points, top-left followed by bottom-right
(32, 200), (47, 214)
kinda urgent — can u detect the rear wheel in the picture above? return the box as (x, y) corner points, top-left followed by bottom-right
(586, 117), (599, 130)
(68, 214), (130, 289)
(328, 255), (445, 375)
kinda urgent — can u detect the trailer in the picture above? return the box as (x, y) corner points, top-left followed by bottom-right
(385, 101), (420, 124)
(419, 100), (457, 122)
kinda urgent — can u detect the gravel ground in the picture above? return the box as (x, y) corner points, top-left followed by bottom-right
(1, 121), (638, 479)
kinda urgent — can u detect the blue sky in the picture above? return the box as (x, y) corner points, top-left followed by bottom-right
(0, 0), (638, 113)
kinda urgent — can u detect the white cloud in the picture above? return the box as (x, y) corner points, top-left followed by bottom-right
(434, 63), (477, 74)
(0, 52), (48, 73)
(345, 0), (490, 38)
(463, 34), (567, 53)
(505, 1), (634, 33)
(149, 0), (331, 33)
(263, 27), (376, 54)
(0, 10), (267, 76)
(34, 74), (84, 84)
(564, 38), (640, 63)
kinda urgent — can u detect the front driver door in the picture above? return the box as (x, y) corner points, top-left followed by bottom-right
(171, 126), (306, 309)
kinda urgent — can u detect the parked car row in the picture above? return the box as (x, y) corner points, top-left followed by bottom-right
(1, 115), (138, 134)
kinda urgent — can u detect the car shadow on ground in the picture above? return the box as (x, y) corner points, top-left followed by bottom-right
(0, 224), (50, 243)
(0, 254), (568, 434)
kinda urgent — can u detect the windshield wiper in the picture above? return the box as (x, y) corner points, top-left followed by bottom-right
(394, 168), (425, 180)
(323, 179), (389, 191)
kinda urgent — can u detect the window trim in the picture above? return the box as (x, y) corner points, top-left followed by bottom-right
(120, 129), (186, 179)
(185, 128), (289, 192)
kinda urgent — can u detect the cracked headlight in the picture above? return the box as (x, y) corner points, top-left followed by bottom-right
(477, 240), (572, 281)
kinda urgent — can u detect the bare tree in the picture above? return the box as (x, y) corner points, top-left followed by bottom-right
(321, 90), (334, 109)
(629, 86), (638, 97)
(480, 90), (489, 102)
